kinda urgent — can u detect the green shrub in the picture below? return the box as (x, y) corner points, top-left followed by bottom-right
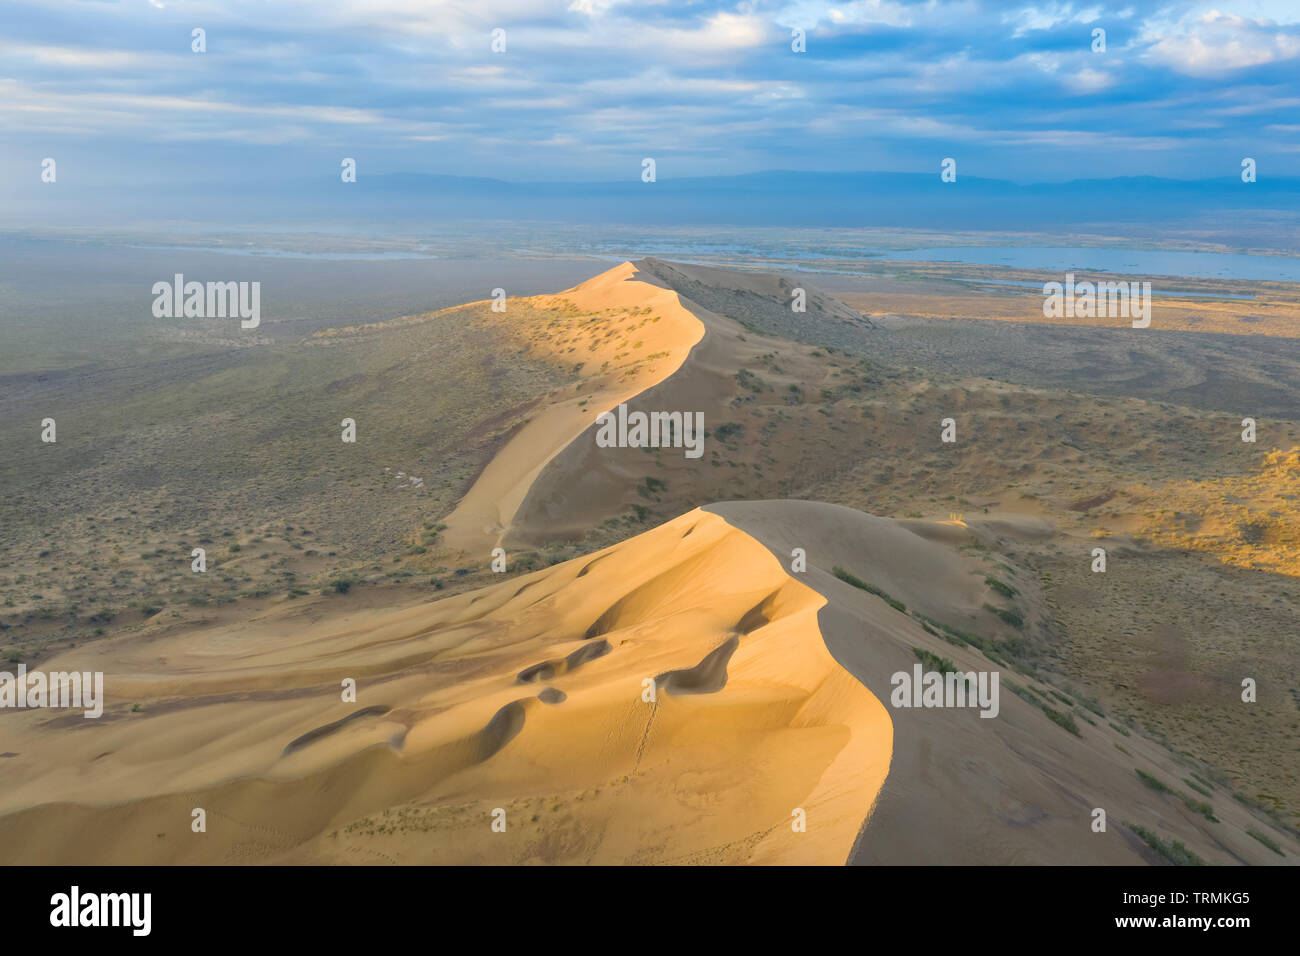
(1005, 679), (1043, 707)
(913, 647), (959, 674)
(1246, 827), (1284, 856)
(832, 567), (905, 612)
(1136, 769), (1172, 793)
(1127, 824), (1205, 866)
(1180, 795), (1218, 823)
(983, 603), (1023, 628)
(985, 576), (1018, 598)
(1079, 695), (1106, 718)
(1043, 707), (1081, 736)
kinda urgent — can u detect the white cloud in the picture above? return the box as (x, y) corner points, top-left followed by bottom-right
(1065, 66), (1115, 92)
(0, 43), (152, 69)
(1144, 12), (1300, 76)
(568, 0), (618, 15)
(1003, 2), (1103, 38)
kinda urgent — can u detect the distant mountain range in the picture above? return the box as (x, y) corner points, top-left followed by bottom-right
(331, 170), (1300, 229)
(14, 169), (1300, 236)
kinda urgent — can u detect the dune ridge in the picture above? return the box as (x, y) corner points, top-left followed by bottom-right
(506, 259), (871, 547)
(0, 507), (893, 865)
(706, 499), (1297, 865)
(443, 258), (867, 553)
(440, 262), (706, 556)
(5, 259), (1295, 867)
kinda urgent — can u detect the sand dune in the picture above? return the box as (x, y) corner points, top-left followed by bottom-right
(4, 498), (1290, 865)
(446, 258), (868, 552)
(440, 262), (704, 556)
(707, 500), (1297, 865)
(0, 507), (892, 865)
(507, 261), (871, 546)
(637, 257), (871, 333)
(4, 258), (1295, 867)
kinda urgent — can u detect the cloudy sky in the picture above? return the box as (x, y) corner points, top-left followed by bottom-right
(2, 0), (1299, 189)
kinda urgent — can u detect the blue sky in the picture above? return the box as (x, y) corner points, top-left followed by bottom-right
(2, 0), (1299, 190)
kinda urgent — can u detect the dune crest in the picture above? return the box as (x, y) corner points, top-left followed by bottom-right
(0, 507), (892, 865)
(442, 258), (871, 554)
(705, 499), (1296, 865)
(505, 260), (871, 546)
(9, 259), (1293, 868)
(440, 262), (705, 556)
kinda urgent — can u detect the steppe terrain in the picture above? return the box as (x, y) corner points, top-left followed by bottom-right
(1, 256), (1296, 864)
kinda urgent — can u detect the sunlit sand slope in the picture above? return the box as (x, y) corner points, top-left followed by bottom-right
(440, 262), (704, 556)
(508, 259), (871, 546)
(0, 508), (890, 865)
(445, 258), (871, 554)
